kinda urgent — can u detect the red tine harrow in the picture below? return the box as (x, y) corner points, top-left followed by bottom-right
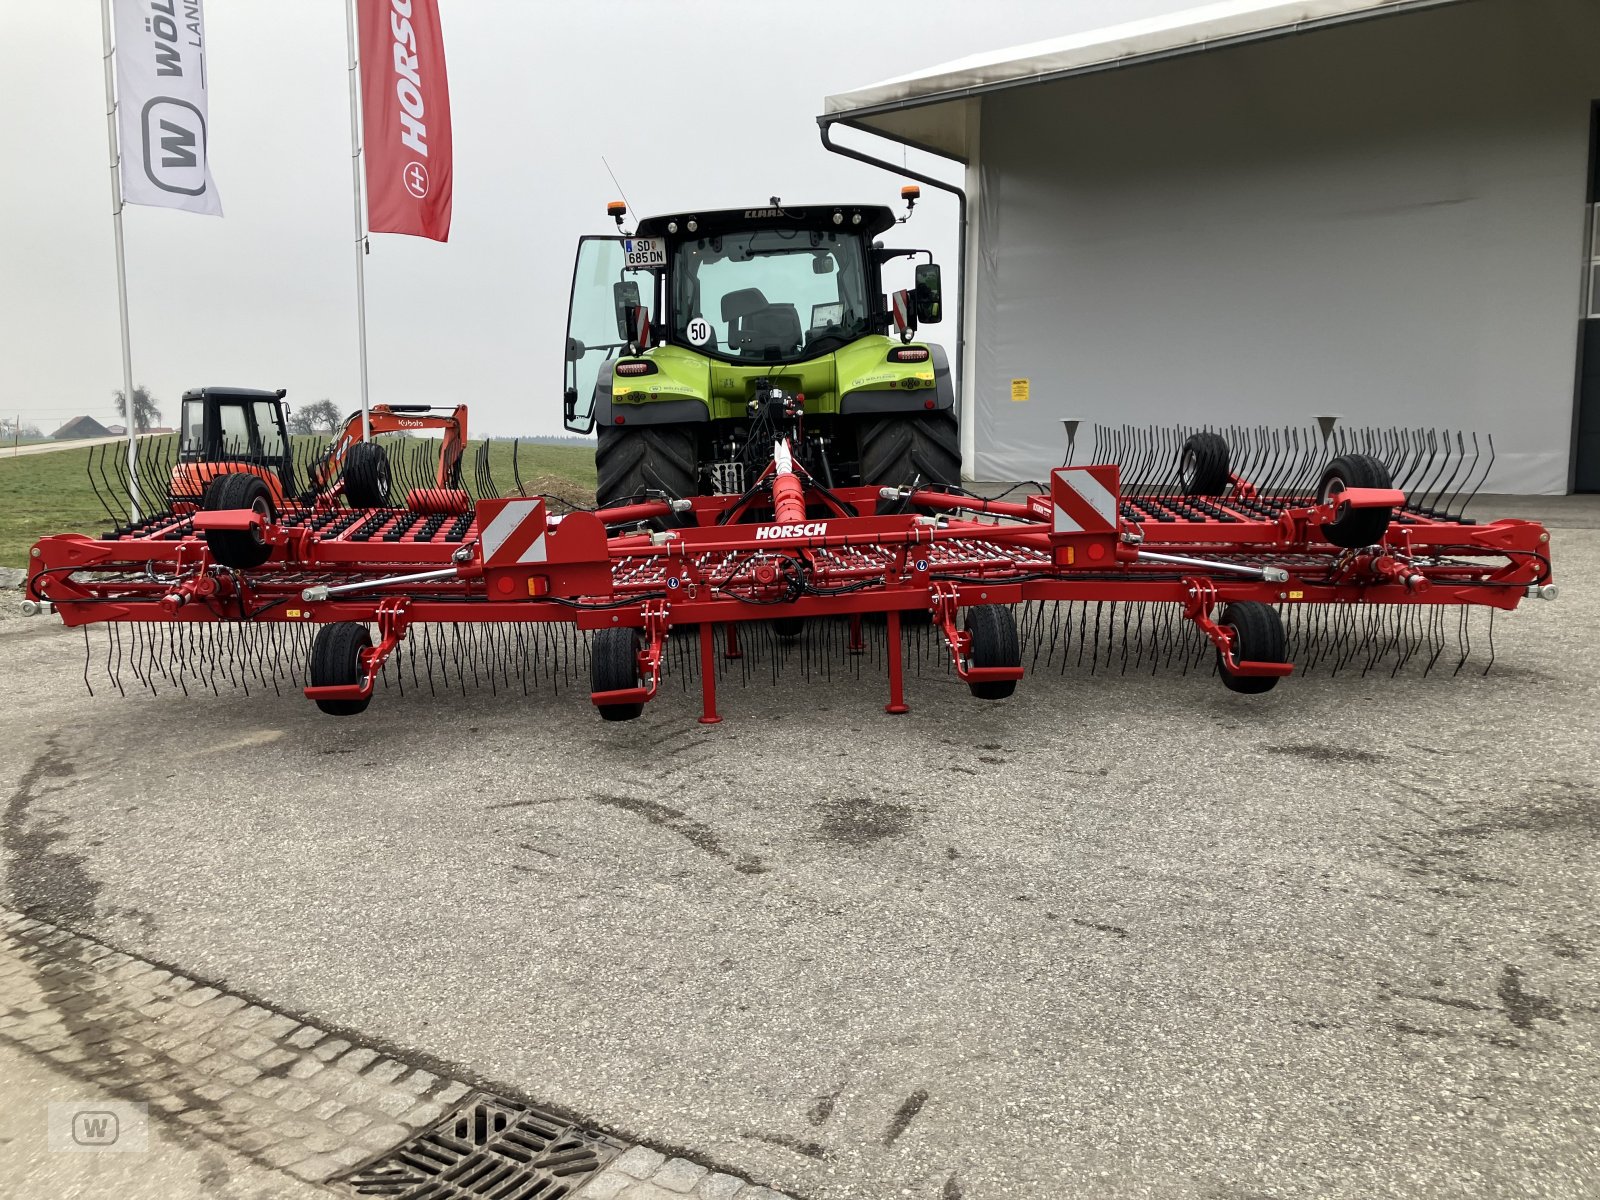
(26, 412), (1556, 723)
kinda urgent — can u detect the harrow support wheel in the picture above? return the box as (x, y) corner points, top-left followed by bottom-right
(772, 616), (804, 641)
(1317, 454), (1394, 549)
(309, 622), (373, 716)
(1179, 432), (1230, 496)
(965, 605), (1021, 700)
(592, 627), (645, 722)
(1217, 602), (1287, 695)
(201, 472), (276, 570)
(343, 442), (391, 508)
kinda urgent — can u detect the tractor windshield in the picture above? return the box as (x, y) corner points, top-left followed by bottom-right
(671, 230), (869, 362)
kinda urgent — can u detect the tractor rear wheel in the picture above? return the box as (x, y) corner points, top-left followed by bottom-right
(343, 442), (391, 508)
(596, 425), (698, 520)
(591, 627), (645, 722)
(859, 410), (961, 513)
(309, 622), (373, 716)
(964, 604), (1020, 700)
(1217, 601), (1287, 695)
(1179, 432), (1230, 496)
(202, 472), (276, 570)
(1317, 453), (1394, 549)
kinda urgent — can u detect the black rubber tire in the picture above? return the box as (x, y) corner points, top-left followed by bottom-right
(1217, 601), (1287, 695)
(964, 604), (1020, 700)
(1179, 432), (1231, 496)
(772, 616), (804, 640)
(591, 627), (644, 721)
(1317, 453), (1393, 549)
(595, 425), (699, 523)
(343, 442), (391, 508)
(309, 622), (372, 716)
(858, 410), (961, 513)
(201, 472), (275, 569)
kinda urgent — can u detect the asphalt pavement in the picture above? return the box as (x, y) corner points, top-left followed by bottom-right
(1, 494), (1596, 1199)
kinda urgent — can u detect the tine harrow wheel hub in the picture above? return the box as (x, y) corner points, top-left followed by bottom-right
(26, 425), (1556, 725)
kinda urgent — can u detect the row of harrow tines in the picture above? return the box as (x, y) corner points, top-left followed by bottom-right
(30, 425), (1555, 724)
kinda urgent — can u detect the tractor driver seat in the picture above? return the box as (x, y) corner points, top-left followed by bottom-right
(721, 288), (803, 361)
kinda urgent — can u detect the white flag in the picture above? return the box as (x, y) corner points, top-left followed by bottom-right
(114, 0), (222, 216)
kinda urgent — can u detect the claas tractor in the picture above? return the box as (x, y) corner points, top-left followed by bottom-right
(169, 386), (469, 568)
(562, 191), (958, 511)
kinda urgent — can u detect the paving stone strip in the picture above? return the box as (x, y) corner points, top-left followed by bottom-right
(0, 910), (794, 1198)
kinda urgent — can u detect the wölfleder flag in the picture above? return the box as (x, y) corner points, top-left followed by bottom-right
(358, 0), (453, 241)
(113, 0), (222, 215)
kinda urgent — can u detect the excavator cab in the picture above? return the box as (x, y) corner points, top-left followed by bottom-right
(172, 387), (294, 509)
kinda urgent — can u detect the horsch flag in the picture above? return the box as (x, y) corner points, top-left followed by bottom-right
(359, 0), (453, 241)
(113, 0), (222, 215)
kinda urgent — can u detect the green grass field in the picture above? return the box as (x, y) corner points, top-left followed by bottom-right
(0, 437), (598, 566)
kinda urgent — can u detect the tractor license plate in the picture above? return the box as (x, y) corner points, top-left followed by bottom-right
(622, 237), (666, 270)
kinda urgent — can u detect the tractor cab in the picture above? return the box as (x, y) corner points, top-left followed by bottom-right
(562, 196), (945, 437)
(172, 387), (294, 508)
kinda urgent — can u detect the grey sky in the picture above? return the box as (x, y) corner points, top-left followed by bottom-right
(2, 1), (1191, 437)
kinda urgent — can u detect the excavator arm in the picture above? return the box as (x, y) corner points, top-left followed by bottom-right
(307, 405), (469, 496)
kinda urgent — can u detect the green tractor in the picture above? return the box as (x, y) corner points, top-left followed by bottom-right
(562, 192), (958, 510)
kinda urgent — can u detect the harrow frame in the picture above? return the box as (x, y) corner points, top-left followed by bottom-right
(27, 426), (1555, 723)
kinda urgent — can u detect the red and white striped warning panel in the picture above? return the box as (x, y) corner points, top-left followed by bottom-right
(892, 289), (911, 336)
(477, 498), (549, 565)
(1050, 465), (1121, 535)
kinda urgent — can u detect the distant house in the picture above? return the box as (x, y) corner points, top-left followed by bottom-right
(51, 416), (113, 441)
(105, 423), (126, 436)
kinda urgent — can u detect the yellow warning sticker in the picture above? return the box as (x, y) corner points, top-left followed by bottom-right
(1010, 378), (1030, 402)
(1288, 591), (1304, 600)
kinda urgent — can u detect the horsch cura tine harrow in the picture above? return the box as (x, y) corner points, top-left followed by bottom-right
(26, 400), (1556, 724)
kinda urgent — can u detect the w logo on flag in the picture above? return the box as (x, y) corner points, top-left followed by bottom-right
(140, 99), (207, 195)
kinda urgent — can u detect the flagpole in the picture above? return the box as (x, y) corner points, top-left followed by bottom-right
(343, 0), (372, 441)
(99, 0), (141, 521)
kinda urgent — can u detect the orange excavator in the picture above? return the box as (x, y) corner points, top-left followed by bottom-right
(171, 387), (469, 513)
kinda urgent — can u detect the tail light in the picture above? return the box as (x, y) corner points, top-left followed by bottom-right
(615, 361), (658, 377)
(888, 347), (930, 363)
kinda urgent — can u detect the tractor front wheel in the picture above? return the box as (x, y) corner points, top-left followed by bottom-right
(201, 472), (276, 570)
(309, 622), (373, 716)
(595, 425), (698, 520)
(859, 410), (961, 512)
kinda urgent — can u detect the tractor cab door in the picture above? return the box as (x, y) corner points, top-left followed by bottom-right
(248, 397), (294, 492)
(564, 236), (655, 433)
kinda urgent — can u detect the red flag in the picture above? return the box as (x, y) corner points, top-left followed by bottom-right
(358, 0), (453, 241)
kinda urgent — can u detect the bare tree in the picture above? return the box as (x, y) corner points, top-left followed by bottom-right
(113, 385), (162, 432)
(288, 400), (342, 437)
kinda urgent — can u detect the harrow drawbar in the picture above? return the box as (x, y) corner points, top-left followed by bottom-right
(27, 428), (1556, 723)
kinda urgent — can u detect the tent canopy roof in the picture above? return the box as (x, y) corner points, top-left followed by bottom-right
(820, 0), (1466, 161)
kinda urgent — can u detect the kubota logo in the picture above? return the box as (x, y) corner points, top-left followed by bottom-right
(755, 522), (827, 540)
(397, 419), (426, 428)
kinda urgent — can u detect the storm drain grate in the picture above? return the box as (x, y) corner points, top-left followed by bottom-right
(334, 1092), (625, 1199)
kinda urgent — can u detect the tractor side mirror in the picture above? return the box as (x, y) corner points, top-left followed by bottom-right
(913, 264), (942, 324)
(613, 281), (641, 339)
